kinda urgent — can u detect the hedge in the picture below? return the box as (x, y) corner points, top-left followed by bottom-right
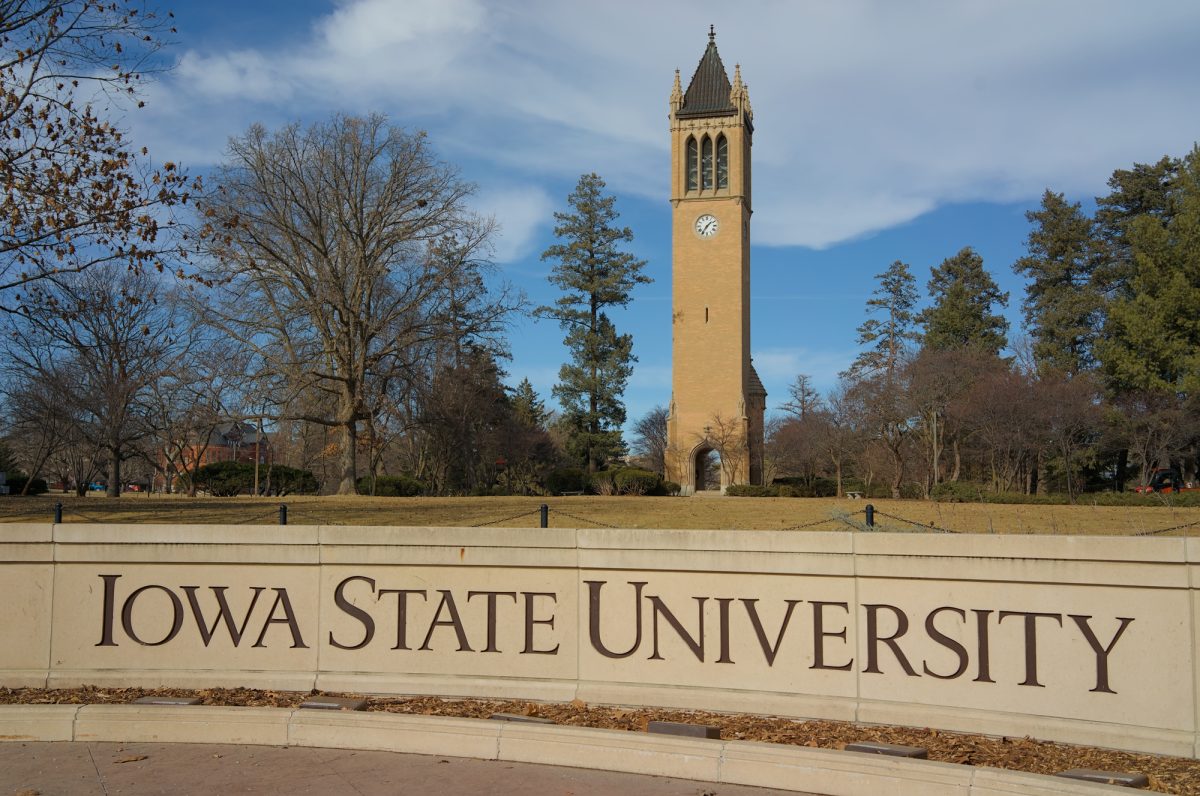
(357, 474), (424, 497)
(194, 461), (318, 497)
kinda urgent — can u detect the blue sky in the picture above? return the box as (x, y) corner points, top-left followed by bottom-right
(131, 0), (1200, 430)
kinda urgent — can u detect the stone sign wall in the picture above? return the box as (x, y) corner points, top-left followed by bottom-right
(1, 523), (1196, 757)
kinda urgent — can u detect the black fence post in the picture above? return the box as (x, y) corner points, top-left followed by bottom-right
(539, 504), (549, 529)
(864, 504), (875, 528)
(279, 504), (288, 526)
(54, 502), (62, 523)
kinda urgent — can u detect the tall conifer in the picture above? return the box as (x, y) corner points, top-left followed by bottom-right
(918, 247), (1009, 354)
(845, 260), (919, 379)
(537, 174), (651, 472)
(1013, 191), (1099, 375)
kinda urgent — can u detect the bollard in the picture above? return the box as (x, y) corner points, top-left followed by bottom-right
(540, 504), (549, 528)
(864, 503), (875, 528)
(54, 502), (62, 523)
(279, 504), (288, 526)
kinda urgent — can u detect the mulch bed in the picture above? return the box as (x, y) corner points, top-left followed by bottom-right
(2, 686), (1197, 794)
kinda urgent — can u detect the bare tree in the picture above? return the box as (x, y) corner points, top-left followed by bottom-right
(845, 368), (913, 499)
(0, 1), (194, 310)
(45, 421), (102, 495)
(959, 367), (1039, 493)
(630, 405), (668, 475)
(2, 368), (70, 492)
(142, 330), (250, 494)
(700, 413), (746, 489)
(4, 267), (183, 496)
(766, 415), (823, 489)
(1112, 391), (1192, 487)
(1036, 372), (1102, 501)
(779, 374), (823, 420)
(196, 114), (519, 494)
(819, 383), (863, 498)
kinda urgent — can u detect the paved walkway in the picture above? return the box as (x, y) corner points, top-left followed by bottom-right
(1, 741), (805, 796)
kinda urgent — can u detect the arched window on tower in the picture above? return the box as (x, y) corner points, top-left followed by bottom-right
(716, 134), (728, 189)
(686, 137), (698, 192)
(701, 136), (713, 190)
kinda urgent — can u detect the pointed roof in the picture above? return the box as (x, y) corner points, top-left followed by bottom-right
(678, 27), (736, 119)
(748, 364), (767, 397)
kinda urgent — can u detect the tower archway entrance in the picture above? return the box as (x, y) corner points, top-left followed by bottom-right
(694, 447), (721, 492)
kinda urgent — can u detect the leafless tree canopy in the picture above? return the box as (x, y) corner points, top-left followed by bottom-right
(3, 266), (184, 495)
(195, 114), (520, 494)
(630, 405), (668, 475)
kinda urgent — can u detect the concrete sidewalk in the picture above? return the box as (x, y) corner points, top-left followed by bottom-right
(1, 741), (800, 796)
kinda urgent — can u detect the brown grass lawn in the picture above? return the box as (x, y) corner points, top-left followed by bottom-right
(1, 492), (1198, 535)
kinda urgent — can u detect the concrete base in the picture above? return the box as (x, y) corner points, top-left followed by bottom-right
(0, 705), (1134, 795)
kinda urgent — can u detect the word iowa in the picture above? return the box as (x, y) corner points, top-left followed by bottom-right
(95, 575), (308, 649)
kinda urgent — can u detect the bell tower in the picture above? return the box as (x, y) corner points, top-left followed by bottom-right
(665, 28), (766, 495)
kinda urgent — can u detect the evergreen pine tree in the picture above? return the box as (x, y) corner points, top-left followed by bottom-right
(1097, 146), (1200, 396)
(840, 261), (921, 499)
(1013, 190), (1100, 375)
(845, 260), (919, 379)
(537, 174), (651, 472)
(1093, 155), (1180, 298)
(510, 378), (549, 429)
(918, 247), (1009, 354)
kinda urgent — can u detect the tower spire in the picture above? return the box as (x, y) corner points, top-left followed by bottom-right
(678, 27), (735, 118)
(670, 68), (683, 112)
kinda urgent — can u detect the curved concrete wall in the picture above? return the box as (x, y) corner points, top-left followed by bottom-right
(1, 523), (1195, 757)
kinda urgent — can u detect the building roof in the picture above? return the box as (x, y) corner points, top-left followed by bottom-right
(208, 421), (268, 447)
(678, 29), (736, 119)
(748, 364), (767, 397)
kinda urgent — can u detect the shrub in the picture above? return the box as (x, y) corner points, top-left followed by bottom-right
(725, 484), (779, 497)
(776, 479), (840, 498)
(926, 484), (1200, 507)
(195, 461), (318, 496)
(545, 467), (586, 496)
(0, 442), (16, 474)
(587, 470), (618, 496)
(4, 472), (47, 496)
(613, 467), (661, 496)
(357, 474), (424, 497)
(661, 480), (681, 496)
(930, 481), (985, 503)
(193, 461), (252, 496)
(268, 465), (319, 496)
(812, 477), (839, 497)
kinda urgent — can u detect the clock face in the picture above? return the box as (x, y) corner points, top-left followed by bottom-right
(695, 214), (719, 237)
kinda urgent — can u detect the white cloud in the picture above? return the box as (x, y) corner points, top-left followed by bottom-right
(319, 0), (484, 55)
(142, 0), (1200, 248)
(629, 363), (672, 390)
(176, 49), (289, 102)
(752, 346), (858, 397)
(471, 184), (553, 263)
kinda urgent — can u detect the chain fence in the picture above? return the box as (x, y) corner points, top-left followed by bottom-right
(550, 509), (622, 529)
(471, 509), (542, 528)
(781, 510), (865, 531)
(6, 498), (1198, 537)
(870, 509), (963, 534)
(1134, 518), (1200, 537)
